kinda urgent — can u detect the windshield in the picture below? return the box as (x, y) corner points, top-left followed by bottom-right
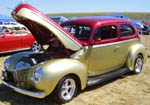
(63, 25), (91, 41)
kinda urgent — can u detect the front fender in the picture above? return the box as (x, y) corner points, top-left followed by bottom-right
(126, 43), (147, 71)
(33, 59), (88, 96)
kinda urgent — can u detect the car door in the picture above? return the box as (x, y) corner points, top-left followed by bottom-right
(21, 33), (35, 48)
(88, 24), (123, 76)
(117, 23), (138, 64)
(0, 33), (21, 52)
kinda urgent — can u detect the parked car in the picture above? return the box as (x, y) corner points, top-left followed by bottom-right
(1, 3), (147, 103)
(141, 25), (150, 35)
(103, 14), (142, 29)
(144, 21), (150, 25)
(0, 21), (27, 30)
(49, 16), (68, 24)
(0, 30), (41, 53)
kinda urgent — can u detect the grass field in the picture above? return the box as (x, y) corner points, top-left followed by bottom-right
(0, 35), (149, 105)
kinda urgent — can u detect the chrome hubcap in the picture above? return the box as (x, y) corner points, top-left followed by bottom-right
(32, 42), (41, 52)
(61, 78), (76, 100)
(135, 58), (143, 73)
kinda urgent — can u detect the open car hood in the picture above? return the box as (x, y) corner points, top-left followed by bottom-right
(11, 3), (82, 51)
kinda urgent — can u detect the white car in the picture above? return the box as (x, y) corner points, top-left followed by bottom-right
(0, 21), (26, 30)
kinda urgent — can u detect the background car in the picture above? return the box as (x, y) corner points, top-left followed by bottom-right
(103, 14), (142, 29)
(49, 16), (68, 24)
(0, 29), (41, 53)
(141, 25), (150, 35)
(0, 21), (27, 30)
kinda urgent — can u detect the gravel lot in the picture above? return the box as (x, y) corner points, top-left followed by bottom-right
(0, 35), (149, 105)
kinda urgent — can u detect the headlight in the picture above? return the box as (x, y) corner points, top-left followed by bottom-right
(4, 58), (10, 71)
(33, 67), (43, 83)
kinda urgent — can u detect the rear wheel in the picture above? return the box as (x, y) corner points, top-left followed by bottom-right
(31, 42), (41, 52)
(54, 76), (78, 103)
(133, 55), (143, 74)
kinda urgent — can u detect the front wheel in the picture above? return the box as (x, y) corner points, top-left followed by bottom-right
(54, 76), (78, 103)
(133, 55), (143, 74)
(31, 42), (41, 53)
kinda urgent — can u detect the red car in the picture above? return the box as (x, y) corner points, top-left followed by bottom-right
(0, 31), (41, 54)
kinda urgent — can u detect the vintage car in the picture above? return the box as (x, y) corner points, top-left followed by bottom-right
(0, 3), (147, 103)
(49, 16), (68, 24)
(0, 30), (41, 53)
(141, 25), (150, 35)
(0, 21), (26, 30)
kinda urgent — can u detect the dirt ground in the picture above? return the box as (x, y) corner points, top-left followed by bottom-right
(0, 36), (150, 105)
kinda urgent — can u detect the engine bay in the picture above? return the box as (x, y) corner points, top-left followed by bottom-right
(17, 38), (74, 67)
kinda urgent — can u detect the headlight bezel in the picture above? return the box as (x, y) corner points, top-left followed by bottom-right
(4, 58), (10, 71)
(33, 67), (43, 83)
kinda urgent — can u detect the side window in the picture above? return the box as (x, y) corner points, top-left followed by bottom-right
(120, 25), (134, 37)
(63, 25), (91, 41)
(63, 26), (71, 32)
(94, 25), (117, 40)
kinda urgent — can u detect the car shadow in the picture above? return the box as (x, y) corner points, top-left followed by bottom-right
(0, 73), (133, 105)
(0, 84), (61, 105)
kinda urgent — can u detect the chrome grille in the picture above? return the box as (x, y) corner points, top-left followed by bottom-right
(15, 70), (28, 82)
(3, 70), (29, 89)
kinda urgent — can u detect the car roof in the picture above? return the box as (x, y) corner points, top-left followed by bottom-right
(62, 16), (131, 27)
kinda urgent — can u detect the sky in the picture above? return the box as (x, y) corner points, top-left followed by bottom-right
(0, 0), (150, 16)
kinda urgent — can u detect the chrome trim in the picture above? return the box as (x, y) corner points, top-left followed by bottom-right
(14, 61), (31, 70)
(0, 77), (45, 98)
(13, 70), (19, 84)
(4, 58), (10, 71)
(92, 38), (139, 48)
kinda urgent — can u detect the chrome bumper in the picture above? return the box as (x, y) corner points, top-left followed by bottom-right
(0, 78), (45, 98)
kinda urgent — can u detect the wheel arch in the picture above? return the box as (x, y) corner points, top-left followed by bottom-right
(126, 43), (147, 71)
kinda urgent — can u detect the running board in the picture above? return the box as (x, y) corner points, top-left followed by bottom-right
(87, 67), (130, 87)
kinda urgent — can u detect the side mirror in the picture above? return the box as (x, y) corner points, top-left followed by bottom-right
(90, 38), (101, 45)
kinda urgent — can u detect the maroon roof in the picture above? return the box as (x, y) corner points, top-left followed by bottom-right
(62, 16), (130, 27)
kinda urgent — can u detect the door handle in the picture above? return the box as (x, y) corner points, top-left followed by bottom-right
(114, 45), (120, 52)
(116, 45), (120, 49)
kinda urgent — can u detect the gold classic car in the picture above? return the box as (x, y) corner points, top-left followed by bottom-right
(1, 3), (147, 103)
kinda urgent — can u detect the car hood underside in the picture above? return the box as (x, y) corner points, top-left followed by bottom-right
(11, 3), (82, 51)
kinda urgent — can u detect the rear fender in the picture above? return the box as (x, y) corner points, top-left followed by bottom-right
(126, 43), (147, 71)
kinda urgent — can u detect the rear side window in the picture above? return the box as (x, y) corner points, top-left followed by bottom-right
(120, 25), (134, 37)
(94, 25), (117, 40)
